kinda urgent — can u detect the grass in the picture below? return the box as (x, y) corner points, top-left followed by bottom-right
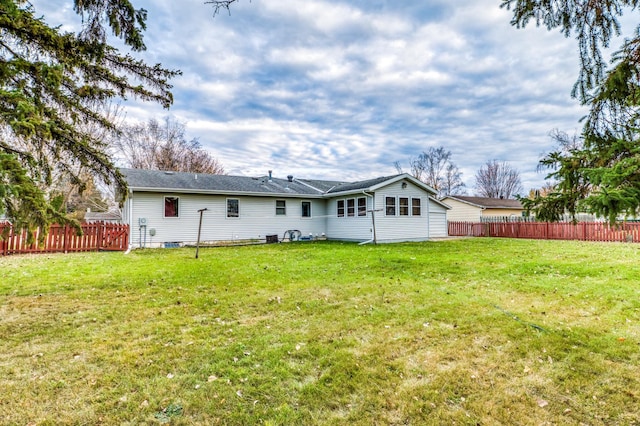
(1, 238), (640, 424)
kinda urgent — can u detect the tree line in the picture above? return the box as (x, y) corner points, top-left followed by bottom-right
(395, 147), (523, 200)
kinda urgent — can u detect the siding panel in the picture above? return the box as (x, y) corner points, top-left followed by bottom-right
(326, 196), (373, 241)
(373, 181), (430, 242)
(129, 193), (326, 247)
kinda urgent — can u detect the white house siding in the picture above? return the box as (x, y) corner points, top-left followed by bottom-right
(127, 192), (326, 247)
(442, 198), (483, 222)
(373, 181), (431, 243)
(428, 202), (448, 238)
(325, 196), (374, 242)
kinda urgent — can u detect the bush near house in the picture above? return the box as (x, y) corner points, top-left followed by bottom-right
(1, 239), (639, 424)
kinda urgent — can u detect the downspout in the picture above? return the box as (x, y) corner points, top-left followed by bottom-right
(359, 191), (376, 245)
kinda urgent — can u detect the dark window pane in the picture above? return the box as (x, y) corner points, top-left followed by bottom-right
(227, 199), (239, 217)
(347, 199), (355, 217)
(164, 197), (178, 217)
(302, 201), (311, 217)
(357, 197), (367, 216)
(412, 198), (421, 216)
(399, 197), (409, 216)
(385, 197), (396, 216)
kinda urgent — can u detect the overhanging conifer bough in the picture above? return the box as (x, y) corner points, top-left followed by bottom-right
(0, 0), (180, 238)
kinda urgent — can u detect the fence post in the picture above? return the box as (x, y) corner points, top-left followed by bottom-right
(0, 223), (6, 256)
(97, 222), (104, 251)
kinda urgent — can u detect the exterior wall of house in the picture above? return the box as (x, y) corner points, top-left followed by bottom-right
(325, 195), (374, 241)
(442, 198), (483, 222)
(372, 181), (432, 243)
(126, 192), (326, 247)
(124, 178), (449, 247)
(428, 200), (448, 238)
(481, 208), (524, 218)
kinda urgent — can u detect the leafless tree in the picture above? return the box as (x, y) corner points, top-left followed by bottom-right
(396, 147), (465, 197)
(442, 163), (466, 197)
(475, 160), (522, 199)
(206, 0), (242, 15)
(111, 116), (225, 175)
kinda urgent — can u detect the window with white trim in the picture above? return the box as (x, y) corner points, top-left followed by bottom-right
(357, 197), (367, 217)
(227, 198), (239, 218)
(412, 198), (421, 216)
(276, 200), (286, 216)
(385, 196), (396, 216)
(347, 198), (355, 217)
(337, 200), (345, 217)
(164, 196), (179, 218)
(399, 197), (409, 216)
(301, 201), (311, 218)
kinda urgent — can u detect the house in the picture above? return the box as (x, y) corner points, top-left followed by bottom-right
(83, 210), (122, 223)
(121, 168), (450, 248)
(440, 195), (524, 222)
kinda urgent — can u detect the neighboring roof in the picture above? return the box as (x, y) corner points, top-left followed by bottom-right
(121, 169), (438, 198)
(84, 211), (122, 221)
(442, 195), (523, 209)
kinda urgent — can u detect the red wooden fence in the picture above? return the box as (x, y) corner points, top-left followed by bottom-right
(0, 222), (129, 256)
(448, 221), (640, 243)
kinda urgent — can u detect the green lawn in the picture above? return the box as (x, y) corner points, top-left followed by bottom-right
(1, 238), (640, 425)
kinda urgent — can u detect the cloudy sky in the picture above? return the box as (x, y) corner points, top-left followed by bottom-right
(40, 0), (596, 193)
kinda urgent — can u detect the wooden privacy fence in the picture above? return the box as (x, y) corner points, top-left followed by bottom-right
(0, 222), (129, 256)
(448, 221), (640, 243)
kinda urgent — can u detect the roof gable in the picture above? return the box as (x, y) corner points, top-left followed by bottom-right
(326, 174), (437, 196)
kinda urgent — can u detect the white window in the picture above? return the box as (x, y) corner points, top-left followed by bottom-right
(276, 200), (286, 216)
(357, 197), (367, 217)
(385, 196), (396, 216)
(347, 198), (355, 217)
(412, 198), (421, 216)
(399, 197), (409, 216)
(301, 201), (311, 218)
(164, 196), (179, 218)
(337, 200), (345, 217)
(227, 199), (239, 218)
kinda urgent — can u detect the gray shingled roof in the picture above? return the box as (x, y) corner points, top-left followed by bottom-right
(84, 211), (122, 221)
(122, 168), (429, 198)
(326, 175), (402, 194)
(122, 168), (336, 196)
(295, 178), (348, 193)
(446, 195), (523, 209)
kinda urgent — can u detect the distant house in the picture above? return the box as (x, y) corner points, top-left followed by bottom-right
(121, 168), (450, 248)
(440, 195), (524, 222)
(83, 211), (122, 223)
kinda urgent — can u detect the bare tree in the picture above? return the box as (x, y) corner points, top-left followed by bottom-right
(112, 116), (225, 175)
(475, 160), (522, 199)
(442, 163), (466, 197)
(397, 147), (465, 197)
